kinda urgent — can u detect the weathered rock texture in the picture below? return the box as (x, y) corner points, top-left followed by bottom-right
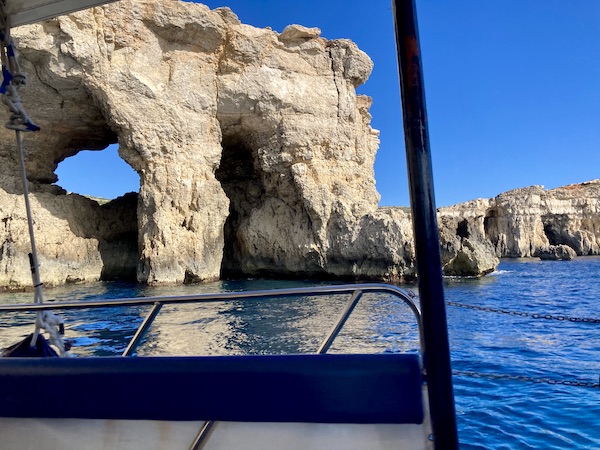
(7, 1), (592, 290)
(538, 244), (576, 261)
(0, 189), (137, 289)
(438, 203), (499, 277)
(0, 0), (406, 288)
(439, 180), (600, 260)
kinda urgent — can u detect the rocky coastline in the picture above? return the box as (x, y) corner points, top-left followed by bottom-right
(439, 180), (600, 262)
(0, 0), (597, 290)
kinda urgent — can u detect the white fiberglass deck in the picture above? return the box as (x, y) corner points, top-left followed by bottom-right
(0, 418), (432, 450)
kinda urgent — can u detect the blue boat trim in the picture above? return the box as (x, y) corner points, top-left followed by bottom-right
(0, 353), (424, 424)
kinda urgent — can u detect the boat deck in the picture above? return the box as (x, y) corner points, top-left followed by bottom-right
(0, 284), (433, 449)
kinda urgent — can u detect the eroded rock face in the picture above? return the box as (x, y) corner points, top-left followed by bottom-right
(0, 189), (137, 289)
(4, 1), (597, 289)
(439, 180), (600, 259)
(0, 0), (393, 287)
(538, 245), (576, 261)
(438, 204), (499, 277)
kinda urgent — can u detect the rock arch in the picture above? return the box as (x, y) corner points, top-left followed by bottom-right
(0, 0), (489, 289)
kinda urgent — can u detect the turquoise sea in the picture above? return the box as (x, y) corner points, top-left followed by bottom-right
(0, 257), (598, 449)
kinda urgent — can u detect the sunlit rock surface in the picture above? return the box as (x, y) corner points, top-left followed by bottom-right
(8, 0), (593, 288)
(438, 180), (600, 261)
(0, 0), (387, 288)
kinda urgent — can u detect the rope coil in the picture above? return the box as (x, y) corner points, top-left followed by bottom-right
(36, 311), (67, 356)
(0, 2), (39, 132)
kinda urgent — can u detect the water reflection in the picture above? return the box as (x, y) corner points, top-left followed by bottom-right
(0, 281), (421, 358)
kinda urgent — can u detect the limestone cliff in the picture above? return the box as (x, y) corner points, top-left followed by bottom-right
(2, 1), (594, 290)
(439, 180), (600, 259)
(0, 0), (399, 288)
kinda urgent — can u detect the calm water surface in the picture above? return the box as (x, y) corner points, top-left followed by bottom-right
(0, 258), (598, 449)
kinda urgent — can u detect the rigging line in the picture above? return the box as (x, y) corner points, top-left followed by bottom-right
(15, 129), (66, 355)
(15, 130), (43, 304)
(447, 301), (600, 324)
(1, 5), (65, 355)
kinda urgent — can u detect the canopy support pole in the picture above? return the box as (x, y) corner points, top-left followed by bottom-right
(393, 1), (459, 448)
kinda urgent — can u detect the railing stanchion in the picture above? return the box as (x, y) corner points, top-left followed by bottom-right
(122, 302), (163, 357)
(317, 290), (363, 354)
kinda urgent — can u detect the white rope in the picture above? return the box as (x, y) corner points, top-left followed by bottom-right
(36, 311), (67, 356)
(1, 1), (66, 356)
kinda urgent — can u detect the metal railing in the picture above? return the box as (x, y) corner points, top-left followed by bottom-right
(0, 283), (423, 358)
(1, 283), (424, 450)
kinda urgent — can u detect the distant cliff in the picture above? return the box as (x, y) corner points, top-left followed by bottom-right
(7, 0), (593, 289)
(438, 180), (600, 261)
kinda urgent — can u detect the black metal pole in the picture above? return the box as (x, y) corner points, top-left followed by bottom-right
(392, 1), (459, 448)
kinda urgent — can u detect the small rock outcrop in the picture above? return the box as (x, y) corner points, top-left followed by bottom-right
(438, 207), (499, 276)
(538, 245), (576, 261)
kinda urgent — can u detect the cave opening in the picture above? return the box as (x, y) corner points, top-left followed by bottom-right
(541, 214), (569, 247)
(543, 223), (560, 246)
(484, 208), (499, 240)
(54, 143), (140, 281)
(215, 134), (264, 278)
(55, 143), (140, 201)
(541, 214), (580, 255)
(456, 219), (470, 239)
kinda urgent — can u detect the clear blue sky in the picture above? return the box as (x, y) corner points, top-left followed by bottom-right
(56, 0), (600, 207)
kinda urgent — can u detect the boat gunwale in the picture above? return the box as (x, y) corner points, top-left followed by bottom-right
(0, 283), (420, 317)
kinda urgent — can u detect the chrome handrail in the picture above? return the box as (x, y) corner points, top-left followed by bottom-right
(0, 283), (423, 357)
(317, 289), (364, 355)
(122, 301), (163, 357)
(181, 284), (421, 450)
